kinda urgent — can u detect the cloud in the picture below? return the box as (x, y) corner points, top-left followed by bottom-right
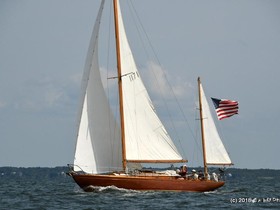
(0, 101), (7, 109)
(7, 73), (80, 115)
(44, 86), (65, 107)
(141, 61), (193, 100)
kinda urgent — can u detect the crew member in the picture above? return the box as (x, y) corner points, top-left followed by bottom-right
(178, 164), (188, 177)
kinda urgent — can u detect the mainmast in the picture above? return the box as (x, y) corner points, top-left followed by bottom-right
(198, 77), (208, 176)
(113, 0), (127, 171)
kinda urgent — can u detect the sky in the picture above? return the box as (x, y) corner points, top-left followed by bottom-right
(0, 0), (280, 169)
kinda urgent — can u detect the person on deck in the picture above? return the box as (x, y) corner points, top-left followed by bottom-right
(198, 170), (204, 180)
(192, 169), (198, 180)
(178, 165), (188, 177)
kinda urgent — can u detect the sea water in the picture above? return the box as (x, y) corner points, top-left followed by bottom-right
(0, 168), (280, 210)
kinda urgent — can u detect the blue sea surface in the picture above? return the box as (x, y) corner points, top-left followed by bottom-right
(0, 168), (280, 209)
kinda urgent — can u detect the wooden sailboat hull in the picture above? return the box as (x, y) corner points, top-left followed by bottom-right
(70, 173), (225, 192)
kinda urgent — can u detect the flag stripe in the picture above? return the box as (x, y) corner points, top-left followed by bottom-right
(217, 109), (239, 116)
(217, 111), (238, 118)
(217, 109), (239, 115)
(217, 106), (238, 110)
(211, 97), (239, 120)
(219, 102), (238, 106)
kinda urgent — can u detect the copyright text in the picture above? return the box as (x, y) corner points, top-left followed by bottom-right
(230, 197), (280, 204)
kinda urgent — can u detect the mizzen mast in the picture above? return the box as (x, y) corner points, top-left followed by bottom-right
(198, 77), (208, 177)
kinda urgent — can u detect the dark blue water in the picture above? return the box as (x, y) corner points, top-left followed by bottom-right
(1, 168), (280, 209)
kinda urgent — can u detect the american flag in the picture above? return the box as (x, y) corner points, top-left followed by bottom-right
(211, 98), (239, 120)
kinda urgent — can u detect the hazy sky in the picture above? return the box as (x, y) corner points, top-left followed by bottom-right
(1, 0), (280, 169)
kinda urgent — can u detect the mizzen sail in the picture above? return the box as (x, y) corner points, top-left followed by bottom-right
(200, 83), (232, 165)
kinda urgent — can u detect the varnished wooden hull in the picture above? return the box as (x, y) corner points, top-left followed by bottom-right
(70, 173), (225, 192)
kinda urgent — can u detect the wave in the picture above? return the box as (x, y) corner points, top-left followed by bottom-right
(257, 176), (274, 180)
(83, 185), (140, 193)
(204, 190), (218, 194)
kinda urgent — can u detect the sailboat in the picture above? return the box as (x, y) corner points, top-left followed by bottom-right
(68, 0), (233, 192)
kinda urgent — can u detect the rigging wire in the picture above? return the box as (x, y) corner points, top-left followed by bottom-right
(126, 1), (184, 157)
(104, 1), (205, 164)
(127, 1), (199, 159)
(127, 1), (183, 153)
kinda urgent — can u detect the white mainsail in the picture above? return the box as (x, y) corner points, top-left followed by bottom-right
(116, 1), (183, 162)
(200, 83), (232, 165)
(74, 0), (122, 174)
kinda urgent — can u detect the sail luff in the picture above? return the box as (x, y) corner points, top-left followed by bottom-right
(113, 0), (127, 171)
